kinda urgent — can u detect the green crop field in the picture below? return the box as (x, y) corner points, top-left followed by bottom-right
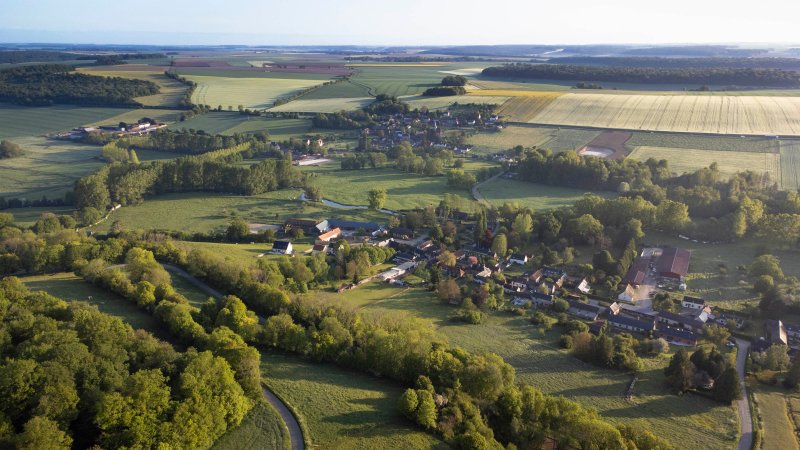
(176, 68), (334, 80)
(527, 93), (800, 135)
(348, 66), (444, 97)
(627, 132), (780, 153)
(78, 65), (190, 108)
(468, 125), (556, 153)
(170, 113), (313, 138)
(211, 402), (290, 450)
(780, 141), (800, 191)
(184, 75), (327, 109)
(477, 177), (614, 210)
(261, 352), (445, 450)
(269, 97), (373, 113)
(21, 272), (168, 339)
(303, 159), (497, 211)
(753, 387), (799, 450)
(540, 128), (602, 152)
(307, 283), (737, 450)
(0, 136), (107, 199)
(628, 146), (781, 181)
(0, 103), (132, 139)
(297, 81), (372, 99)
(89, 108), (184, 127)
(95, 189), (392, 234)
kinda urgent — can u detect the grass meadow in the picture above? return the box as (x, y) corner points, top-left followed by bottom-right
(527, 93), (800, 135)
(211, 402), (290, 450)
(169, 113), (313, 139)
(95, 189), (391, 234)
(348, 66), (443, 97)
(752, 386), (799, 450)
(626, 133), (780, 153)
(628, 146), (781, 182)
(260, 352), (445, 450)
(313, 283), (738, 450)
(301, 160), (496, 211)
(780, 141), (800, 191)
(477, 177), (614, 210)
(467, 125), (555, 153)
(184, 75), (327, 109)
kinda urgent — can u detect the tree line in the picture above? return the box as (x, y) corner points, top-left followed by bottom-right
(0, 64), (160, 106)
(482, 63), (800, 87)
(550, 56), (800, 71)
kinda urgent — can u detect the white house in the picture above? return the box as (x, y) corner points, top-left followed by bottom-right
(271, 240), (293, 255)
(682, 296), (705, 310)
(618, 284), (636, 302)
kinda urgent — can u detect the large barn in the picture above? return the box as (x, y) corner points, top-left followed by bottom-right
(656, 247), (690, 280)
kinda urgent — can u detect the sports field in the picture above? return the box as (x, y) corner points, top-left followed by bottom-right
(527, 93), (800, 135)
(185, 75), (326, 109)
(477, 177), (613, 210)
(261, 353), (445, 450)
(0, 103), (131, 139)
(780, 141), (800, 191)
(628, 146), (781, 181)
(78, 65), (190, 107)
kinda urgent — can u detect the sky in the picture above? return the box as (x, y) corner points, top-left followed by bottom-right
(1, 0), (799, 46)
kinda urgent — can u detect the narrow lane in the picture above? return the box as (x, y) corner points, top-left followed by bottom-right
(735, 338), (752, 450)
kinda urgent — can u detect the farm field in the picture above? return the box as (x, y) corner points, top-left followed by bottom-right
(314, 284), (737, 450)
(302, 160), (497, 211)
(88, 108), (184, 127)
(753, 387), (799, 450)
(297, 80), (372, 99)
(527, 93), (800, 135)
(169, 112), (313, 138)
(0, 103), (133, 139)
(348, 66), (443, 97)
(77, 65), (190, 107)
(401, 94), (510, 111)
(211, 402), (290, 450)
(493, 93), (564, 121)
(95, 189), (391, 234)
(626, 132), (780, 153)
(3, 206), (76, 227)
(21, 272), (168, 339)
(269, 97), (373, 113)
(628, 146), (781, 181)
(541, 128), (603, 152)
(184, 75), (327, 109)
(0, 136), (106, 199)
(780, 141), (800, 191)
(261, 352), (445, 450)
(477, 177), (614, 210)
(467, 125), (555, 153)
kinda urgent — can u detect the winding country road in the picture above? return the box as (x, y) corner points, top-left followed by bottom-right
(735, 338), (752, 450)
(163, 264), (306, 450)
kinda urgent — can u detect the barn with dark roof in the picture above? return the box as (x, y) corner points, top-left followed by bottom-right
(656, 247), (690, 280)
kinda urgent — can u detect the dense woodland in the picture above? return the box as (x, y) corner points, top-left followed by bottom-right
(482, 63), (800, 87)
(0, 50), (79, 64)
(0, 64), (159, 106)
(550, 56), (800, 70)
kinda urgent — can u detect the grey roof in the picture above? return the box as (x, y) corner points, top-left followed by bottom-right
(656, 327), (698, 341)
(609, 314), (654, 330)
(272, 240), (292, 250)
(682, 295), (705, 305)
(328, 219), (381, 231)
(567, 299), (602, 314)
(529, 291), (554, 302)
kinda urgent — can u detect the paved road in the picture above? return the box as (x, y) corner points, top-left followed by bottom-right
(471, 170), (506, 206)
(163, 264), (306, 450)
(735, 338), (752, 450)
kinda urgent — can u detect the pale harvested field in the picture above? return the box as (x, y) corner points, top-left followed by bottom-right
(184, 75), (323, 109)
(78, 65), (188, 107)
(268, 96), (373, 113)
(493, 93), (565, 121)
(628, 146), (781, 181)
(780, 141), (800, 191)
(529, 93), (800, 135)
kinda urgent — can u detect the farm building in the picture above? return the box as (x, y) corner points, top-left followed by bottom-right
(566, 299), (601, 321)
(656, 247), (691, 280)
(378, 261), (417, 281)
(618, 284), (636, 302)
(390, 227), (414, 240)
(682, 296), (705, 310)
(328, 219), (382, 234)
(317, 227), (342, 243)
(608, 315), (656, 334)
(529, 291), (554, 308)
(271, 240), (293, 255)
(312, 243), (329, 254)
(655, 327), (699, 346)
(765, 320), (789, 346)
(284, 218), (328, 235)
(657, 311), (706, 333)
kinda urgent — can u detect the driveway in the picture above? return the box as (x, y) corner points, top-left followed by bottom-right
(735, 338), (752, 450)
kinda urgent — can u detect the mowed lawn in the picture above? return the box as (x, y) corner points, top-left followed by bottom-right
(477, 177), (614, 210)
(211, 402), (290, 450)
(753, 387), (799, 450)
(95, 189), (392, 234)
(184, 75), (327, 109)
(261, 352), (446, 450)
(628, 146), (781, 182)
(0, 136), (106, 199)
(21, 272), (169, 339)
(303, 160), (497, 211)
(320, 284), (738, 450)
(528, 93), (800, 135)
(0, 103), (131, 139)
